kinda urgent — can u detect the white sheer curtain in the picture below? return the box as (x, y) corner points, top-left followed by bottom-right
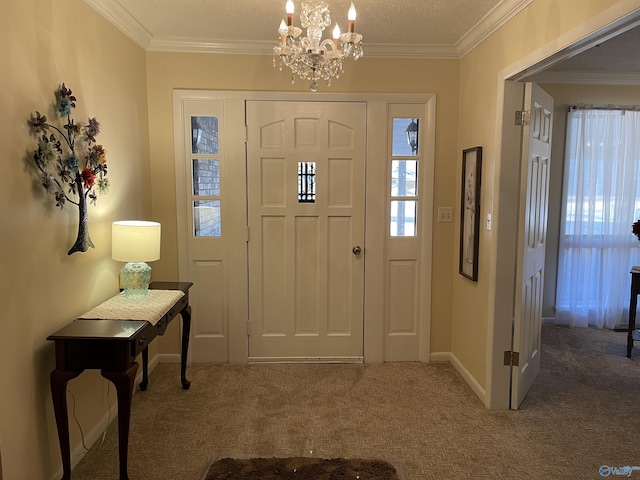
(556, 107), (640, 329)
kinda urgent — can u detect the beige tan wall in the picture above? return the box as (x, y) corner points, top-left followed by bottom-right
(3, 2), (639, 477)
(145, 53), (461, 355)
(1, 1), (150, 478)
(456, 0), (640, 393)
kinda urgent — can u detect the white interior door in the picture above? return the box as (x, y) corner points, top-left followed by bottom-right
(512, 83), (553, 408)
(246, 101), (366, 361)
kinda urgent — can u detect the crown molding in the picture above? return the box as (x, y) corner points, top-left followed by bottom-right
(148, 37), (459, 59)
(148, 37), (274, 55)
(529, 70), (640, 85)
(85, 0), (527, 60)
(456, 0), (534, 58)
(356, 43), (459, 60)
(83, 0), (152, 50)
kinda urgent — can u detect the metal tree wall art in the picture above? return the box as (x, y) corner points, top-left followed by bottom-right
(29, 84), (109, 255)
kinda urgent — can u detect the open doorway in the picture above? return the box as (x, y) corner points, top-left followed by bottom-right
(489, 11), (640, 410)
(523, 25), (640, 330)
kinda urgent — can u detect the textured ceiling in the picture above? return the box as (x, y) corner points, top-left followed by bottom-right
(547, 26), (640, 74)
(86, 0), (527, 57)
(120, 0), (499, 45)
(523, 24), (640, 84)
(86, 0), (640, 81)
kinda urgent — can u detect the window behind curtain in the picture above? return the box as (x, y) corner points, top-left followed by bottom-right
(556, 107), (640, 329)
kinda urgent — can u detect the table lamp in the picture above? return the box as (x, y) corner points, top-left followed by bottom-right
(112, 220), (161, 299)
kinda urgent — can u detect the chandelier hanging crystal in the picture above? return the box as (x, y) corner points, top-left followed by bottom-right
(273, 0), (363, 92)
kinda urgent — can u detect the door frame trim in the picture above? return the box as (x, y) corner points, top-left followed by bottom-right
(173, 90), (436, 363)
(486, 7), (640, 410)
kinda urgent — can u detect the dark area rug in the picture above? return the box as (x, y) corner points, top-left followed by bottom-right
(203, 457), (400, 480)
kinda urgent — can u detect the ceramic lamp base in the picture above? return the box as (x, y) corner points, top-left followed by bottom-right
(121, 262), (152, 299)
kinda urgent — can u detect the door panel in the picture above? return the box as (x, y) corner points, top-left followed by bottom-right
(512, 83), (553, 408)
(246, 101), (366, 360)
(177, 101), (229, 363)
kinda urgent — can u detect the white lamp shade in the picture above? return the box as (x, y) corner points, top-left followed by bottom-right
(112, 221), (161, 263)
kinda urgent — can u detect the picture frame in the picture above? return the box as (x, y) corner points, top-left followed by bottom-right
(459, 146), (482, 281)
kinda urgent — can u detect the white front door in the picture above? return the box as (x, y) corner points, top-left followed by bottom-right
(512, 83), (553, 408)
(246, 101), (366, 361)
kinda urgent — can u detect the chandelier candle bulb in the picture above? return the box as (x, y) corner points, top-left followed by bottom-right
(279, 19), (288, 45)
(286, 0), (294, 25)
(348, 2), (356, 32)
(333, 24), (340, 49)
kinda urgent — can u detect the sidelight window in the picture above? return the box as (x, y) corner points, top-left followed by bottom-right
(191, 116), (222, 237)
(390, 118), (420, 237)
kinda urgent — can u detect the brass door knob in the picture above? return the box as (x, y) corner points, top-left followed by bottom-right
(352, 246), (362, 255)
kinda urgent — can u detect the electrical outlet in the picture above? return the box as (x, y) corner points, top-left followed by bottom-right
(437, 207), (453, 223)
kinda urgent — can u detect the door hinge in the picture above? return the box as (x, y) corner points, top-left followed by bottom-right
(244, 226), (250, 242)
(515, 110), (530, 126)
(246, 321), (251, 336)
(503, 350), (520, 366)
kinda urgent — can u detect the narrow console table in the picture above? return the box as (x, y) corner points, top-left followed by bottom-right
(48, 281), (193, 480)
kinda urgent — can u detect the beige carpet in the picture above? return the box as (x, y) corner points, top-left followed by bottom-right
(68, 325), (640, 479)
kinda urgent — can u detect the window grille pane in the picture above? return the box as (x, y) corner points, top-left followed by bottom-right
(391, 160), (418, 197)
(392, 118), (419, 156)
(192, 159), (220, 196)
(193, 200), (221, 237)
(298, 162), (316, 203)
(390, 201), (417, 237)
(191, 116), (219, 154)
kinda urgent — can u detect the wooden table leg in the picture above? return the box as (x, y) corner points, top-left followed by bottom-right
(628, 287), (637, 358)
(50, 369), (83, 480)
(101, 363), (139, 480)
(180, 306), (191, 390)
(139, 348), (149, 391)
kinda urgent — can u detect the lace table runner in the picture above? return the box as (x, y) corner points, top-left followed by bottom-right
(79, 290), (185, 326)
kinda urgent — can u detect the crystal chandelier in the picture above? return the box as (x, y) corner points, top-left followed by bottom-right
(273, 0), (363, 92)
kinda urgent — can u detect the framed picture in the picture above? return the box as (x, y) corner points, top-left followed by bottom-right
(459, 146), (482, 281)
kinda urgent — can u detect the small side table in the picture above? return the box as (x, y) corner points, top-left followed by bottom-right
(627, 269), (640, 357)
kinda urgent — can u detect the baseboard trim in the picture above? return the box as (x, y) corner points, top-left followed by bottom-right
(429, 352), (451, 362)
(429, 351), (485, 403)
(449, 352), (486, 404)
(157, 353), (182, 364)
